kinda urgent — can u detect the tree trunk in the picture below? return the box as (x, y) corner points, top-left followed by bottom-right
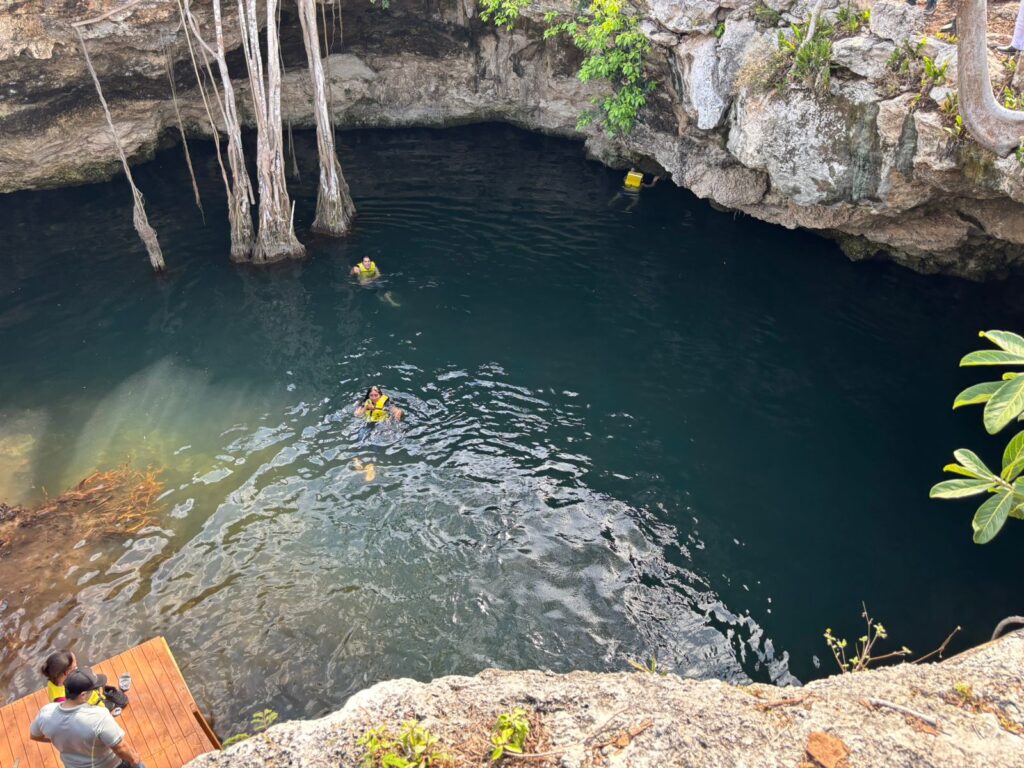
(239, 0), (306, 263)
(958, 0), (1024, 156)
(298, 0), (355, 235)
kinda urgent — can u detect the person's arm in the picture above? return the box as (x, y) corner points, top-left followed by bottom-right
(355, 403), (366, 416)
(111, 739), (143, 767)
(642, 175), (662, 188)
(351, 265), (361, 276)
(29, 713), (51, 743)
(390, 406), (404, 421)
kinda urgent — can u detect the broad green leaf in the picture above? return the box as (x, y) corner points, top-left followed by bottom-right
(980, 330), (1024, 355)
(1000, 459), (1024, 482)
(972, 490), (1013, 544)
(960, 350), (1024, 366)
(944, 463), (979, 478)
(953, 380), (1002, 408)
(984, 376), (1024, 433)
(1002, 430), (1024, 468)
(929, 478), (996, 498)
(1011, 505), (1024, 520)
(953, 449), (995, 479)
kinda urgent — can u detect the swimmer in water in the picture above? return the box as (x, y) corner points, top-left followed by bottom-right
(612, 169), (662, 211)
(355, 385), (404, 424)
(352, 256), (380, 281)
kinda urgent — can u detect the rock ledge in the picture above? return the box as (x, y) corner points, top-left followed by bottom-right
(187, 631), (1024, 767)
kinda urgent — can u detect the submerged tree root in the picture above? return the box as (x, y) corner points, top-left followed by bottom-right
(0, 464), (164, 557)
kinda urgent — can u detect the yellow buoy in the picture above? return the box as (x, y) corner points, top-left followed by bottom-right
(624, 170), (644, 189)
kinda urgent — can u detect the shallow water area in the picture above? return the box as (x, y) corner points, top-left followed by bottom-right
(1, 125), (1022, 734)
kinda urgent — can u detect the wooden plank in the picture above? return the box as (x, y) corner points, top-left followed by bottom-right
(127, 644), (194, 768)
(112, 648), (172, 768)
(0, 692), (25, 768)
(0, 637), (217, 768)
(135, 641), (208, 764)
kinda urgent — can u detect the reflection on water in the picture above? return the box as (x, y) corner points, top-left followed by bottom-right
(1, 125), (1023, 734)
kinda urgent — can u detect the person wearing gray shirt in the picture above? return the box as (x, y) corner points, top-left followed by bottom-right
(29, 667), (145, 768)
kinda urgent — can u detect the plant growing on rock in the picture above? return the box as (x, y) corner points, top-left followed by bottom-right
(490, 707), (530, 761)
(753, 1), (782, 28)
(777, 16), (834, 94)
(824, 606), (911, 673)
(479, 0), (531, 29)
(931, 330), (1024, 543)
(357, 721), (452, 768)
(834, 4), (869, 36)
(223, 708), (279, 747)
(543, 0), (656, 135)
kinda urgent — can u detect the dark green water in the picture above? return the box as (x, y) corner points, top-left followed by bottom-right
(1, 125), (1021, 733)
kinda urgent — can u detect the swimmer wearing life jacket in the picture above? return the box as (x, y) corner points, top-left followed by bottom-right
(351, 256), (381, 281)
(41, 651), (101, 705)
(622, 168), (662, 192)
(355, 385), (404, 423)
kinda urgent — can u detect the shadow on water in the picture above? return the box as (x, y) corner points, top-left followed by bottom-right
(1, 124), (1023, 732)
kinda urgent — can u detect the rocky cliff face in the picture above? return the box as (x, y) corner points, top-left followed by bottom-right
(184, 631), (1024, 767)
(4, 0), (1024, 278)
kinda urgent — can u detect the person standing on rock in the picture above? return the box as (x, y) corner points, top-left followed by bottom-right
(997, 3), (1024, 53)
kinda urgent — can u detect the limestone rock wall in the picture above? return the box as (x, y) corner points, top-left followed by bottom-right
(185, 631), (1024, 767)
(5, 0), (1024, 277)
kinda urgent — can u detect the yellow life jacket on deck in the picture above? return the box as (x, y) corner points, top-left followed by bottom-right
(358, 261), (379, 279)
(48, 681), (102, 705)
(364, 394), (389, 423)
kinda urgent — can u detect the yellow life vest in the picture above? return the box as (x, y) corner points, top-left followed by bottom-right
(48, 680), (102, 705)
(364, 394), (389, 423)
(358, 261), (379, 278)
(624, 170), (644, 189)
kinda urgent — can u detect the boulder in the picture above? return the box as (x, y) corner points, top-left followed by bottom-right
(832, 36), (897, 81)
(869, 0), (926, 45)
(648, 0), (721, 34)
(674, 36), (730, 129)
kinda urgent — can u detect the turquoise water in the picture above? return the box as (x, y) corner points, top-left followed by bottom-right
(0, 125), (1021, 734)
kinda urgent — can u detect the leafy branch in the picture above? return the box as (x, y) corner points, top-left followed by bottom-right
(543, 0), (655, 135)
(931, 330), (1024, 543)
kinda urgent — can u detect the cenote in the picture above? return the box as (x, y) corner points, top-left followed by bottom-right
(1, 124), (1021, 734)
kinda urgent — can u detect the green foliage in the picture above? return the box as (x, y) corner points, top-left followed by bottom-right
(714, 22), (726, 39)
(777, 17), (834, 93)
(753, 1), (782, 27)
(939, 92), (965, 142)
(931, 330), (1024, 543)
(824, 606), (911, 673)
(1004, 87), (1024, 111)
(478, 0), (531, 29)
(357, 721), (451, 768)
(544, 0), (655, 136)
(886, 37), (926, 78)
(369, 0), (391, 8)
(223, 709), (279, 748)
(834, 4), (870, 36)
(626, 654), (668, 675)
(489, 708), (530, 762)
(920, 55), (948, 90)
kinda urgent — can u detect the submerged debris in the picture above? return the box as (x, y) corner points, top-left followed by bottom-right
(0, 464), (164, 558)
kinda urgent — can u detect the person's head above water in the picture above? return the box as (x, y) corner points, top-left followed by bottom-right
(40, 650), (76, 684)
(362, 256), (373, 267)
(365, 385), (383, 402)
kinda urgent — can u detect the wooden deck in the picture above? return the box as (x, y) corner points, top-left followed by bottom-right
(0, 637), (220, 768)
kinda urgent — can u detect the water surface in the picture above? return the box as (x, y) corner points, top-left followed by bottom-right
(1, 125), (1021, 734)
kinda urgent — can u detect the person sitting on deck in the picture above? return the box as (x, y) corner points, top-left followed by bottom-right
(351, 255), (381, 281)
(355, 385), (404, 423)
(30, 667), (145, 768)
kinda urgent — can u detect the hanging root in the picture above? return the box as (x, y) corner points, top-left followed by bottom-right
(75, 27), (165, 271)
(165, 48), (205, 222)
